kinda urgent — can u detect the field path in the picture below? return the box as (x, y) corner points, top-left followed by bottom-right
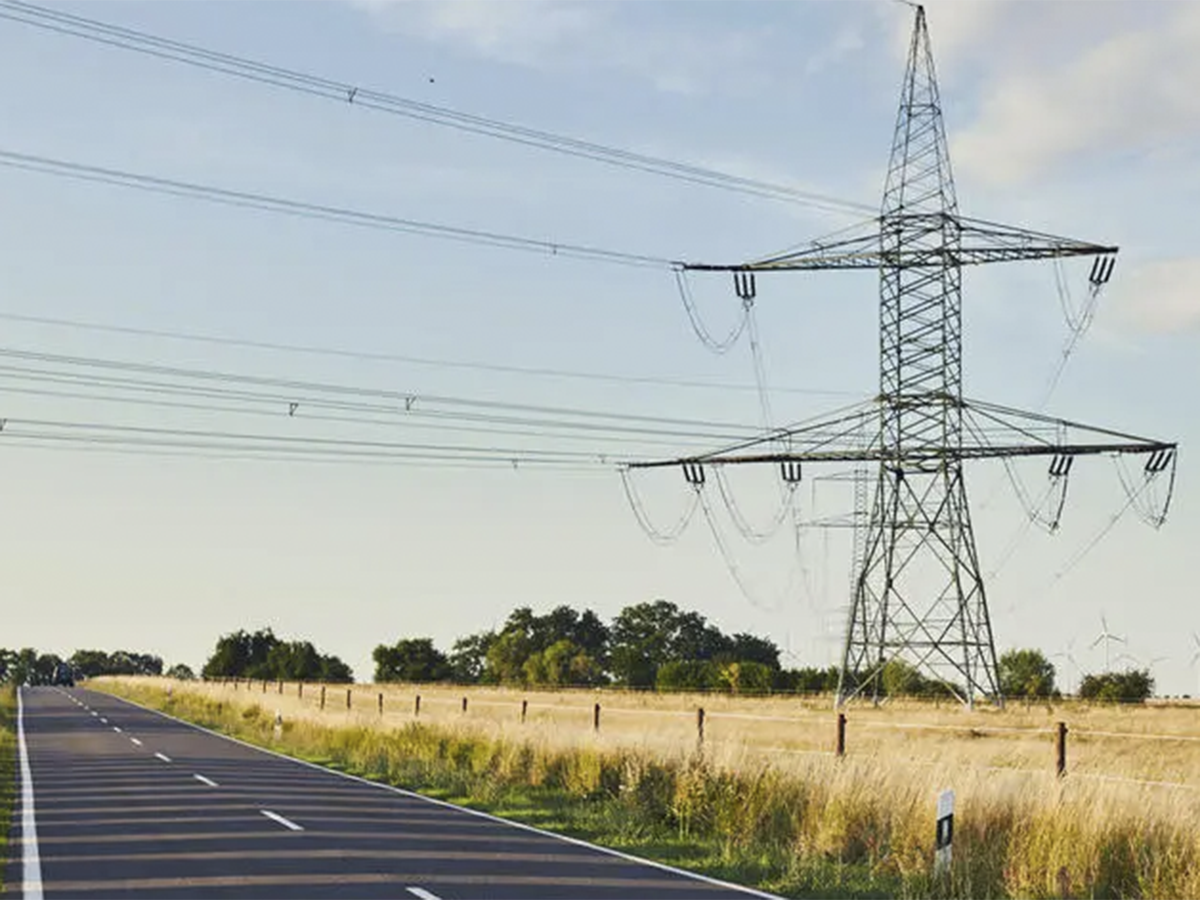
(6, 686), (778, 899)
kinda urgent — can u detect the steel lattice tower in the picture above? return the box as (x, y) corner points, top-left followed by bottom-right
(629, 5), (1176, 706)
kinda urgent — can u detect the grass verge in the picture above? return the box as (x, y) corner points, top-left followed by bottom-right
(0, 685), (16, 891)
(95, 680), (1200, 899)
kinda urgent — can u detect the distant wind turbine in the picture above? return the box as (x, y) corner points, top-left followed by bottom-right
(1190, 633), (1200, 697)
(1090, 616), (1126, 673)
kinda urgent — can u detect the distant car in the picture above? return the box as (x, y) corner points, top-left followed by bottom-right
(53, 663), (76, 687)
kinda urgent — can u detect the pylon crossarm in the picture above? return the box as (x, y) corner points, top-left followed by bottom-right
(679, 214), (1116, 273)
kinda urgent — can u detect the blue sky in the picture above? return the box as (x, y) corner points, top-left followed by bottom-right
(0, 1), (1196, 693)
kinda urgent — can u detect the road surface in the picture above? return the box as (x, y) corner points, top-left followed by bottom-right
(7, 686), (778, 899)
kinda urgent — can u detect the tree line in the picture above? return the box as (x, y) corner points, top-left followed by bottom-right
(2, 610), (1157, 704)
(0, 648), (194, 685)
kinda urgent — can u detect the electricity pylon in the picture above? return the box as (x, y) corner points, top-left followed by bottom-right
(628, 5), (1176, 707)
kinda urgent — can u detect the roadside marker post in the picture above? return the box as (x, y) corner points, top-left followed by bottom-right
(935, 788), (954, 875)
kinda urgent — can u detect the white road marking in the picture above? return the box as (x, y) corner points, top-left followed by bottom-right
(17, 688), (44, 900)
(99, 718), (108, 724)
(112, 727), (122, 733)
(129, 738), (143, 747)
(89, 711), (97, 717)
(406, 889), (443, 900)
(193, 773), (219, 787)
(260, 809), (303, 831)
(154, 752), (172, 763)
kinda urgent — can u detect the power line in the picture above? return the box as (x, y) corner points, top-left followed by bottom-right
(0, 148), (675, 269)
(0, 345), (761, 434)
(0, 309), (857, 399)
(0, 0), (875, 215)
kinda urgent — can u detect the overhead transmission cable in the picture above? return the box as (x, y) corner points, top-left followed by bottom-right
(0, 148), (673, 269)
(0, 309), (857, 399)
(0, 0), (875, 215)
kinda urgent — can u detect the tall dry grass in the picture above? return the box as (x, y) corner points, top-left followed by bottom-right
(97, 677), (1200, 898)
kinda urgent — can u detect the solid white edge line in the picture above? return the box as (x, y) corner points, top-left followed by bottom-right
(17, 687), (44, 900)
(260, 809), (304, 831)
(154, 752), (172, 763)
(193, 773), (219, 787)
(99, 690), (781, 899)
(406, 888), (442, 900)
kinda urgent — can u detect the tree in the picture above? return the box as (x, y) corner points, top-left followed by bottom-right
(881, 659), (924, 697)
(1079, 669), (1154, 703)
(656, 660), (718, 692)
(998, 649), (1056, 699)
(716, 660), (775, 694)
(448, 631), (496, 683)
(200, 628), (351, 682)
(373, 639), (451, 683)
(774, 666), (840, 694)
(201, 628), (279, 679)
(523, 639), (606, 687)
(727, 633), (782, 670)
(609, 600), (692, 687)
(166, 663), (196, 680)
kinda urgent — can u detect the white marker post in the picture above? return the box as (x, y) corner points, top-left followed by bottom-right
(935, 788), (954, 875)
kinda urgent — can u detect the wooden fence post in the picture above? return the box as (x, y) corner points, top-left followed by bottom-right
(261, 680), (267, 693)
(521, 699), (527, 723)
(414, 694), (421, 717)
(696, 707), (705, 748)
(461, 696), (468, 714)
(278, 680), (283, 694)
(1056, 721), (1068, 777)
(593, 702), (601, 732)
(378, 693), (383, 715)
(346, 688), (352, 710)
(836, 712), (847, 758)
(298, 682), (303, 699)
(320, 685), (326, 710)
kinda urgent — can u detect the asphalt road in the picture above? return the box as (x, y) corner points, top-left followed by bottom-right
(6, 686), (778, 899)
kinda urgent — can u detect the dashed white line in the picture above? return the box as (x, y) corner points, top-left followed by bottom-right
(129, 738), (143, 747)
(112, 726), (122, 734)
(193, 773), (218, 787)
(406, 889), (442, 900)
(89, 711), (98, 717)
(260, 809), (303, 831)
(17, 689), (44, 900)
(154, 752), (172, 763)
(99, 718), (108, 724)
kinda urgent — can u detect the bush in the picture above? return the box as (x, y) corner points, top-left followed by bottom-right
(1079, 669), (1154, 703)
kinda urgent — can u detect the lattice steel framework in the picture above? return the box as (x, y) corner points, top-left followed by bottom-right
(629, 5), (1176, 707)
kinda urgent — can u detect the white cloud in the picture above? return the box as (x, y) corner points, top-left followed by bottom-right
(951, 3), (1200, 185)
(1109, 257), (1200, 334)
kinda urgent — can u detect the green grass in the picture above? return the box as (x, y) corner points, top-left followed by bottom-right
(0, 684), (17, 891)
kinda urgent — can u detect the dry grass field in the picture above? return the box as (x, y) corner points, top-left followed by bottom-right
(132, 676), (1200, 788)
(96, 677), (1200, 898)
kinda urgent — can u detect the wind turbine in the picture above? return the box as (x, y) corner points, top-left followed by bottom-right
(1052, 638), (1082, 695)
(1190, 633), (1200, 698)
(1090, 616), (1126, 673)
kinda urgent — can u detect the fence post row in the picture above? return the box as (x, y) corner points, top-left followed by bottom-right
(1056, 721), (1068, 777)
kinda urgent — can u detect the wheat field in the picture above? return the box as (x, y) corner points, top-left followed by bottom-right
(130, 676), (1200, 788)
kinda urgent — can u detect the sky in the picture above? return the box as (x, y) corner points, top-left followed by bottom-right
(0, 0), (1196, 694)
